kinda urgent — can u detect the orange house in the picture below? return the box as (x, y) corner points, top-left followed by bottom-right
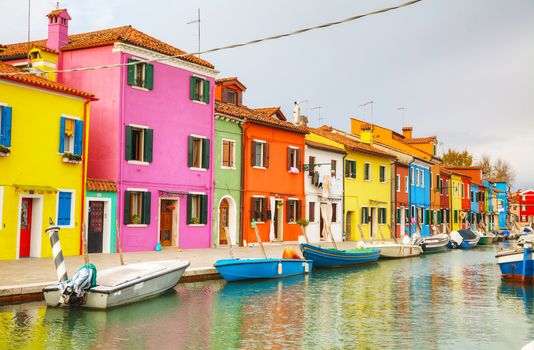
(242, 109), (308, 244)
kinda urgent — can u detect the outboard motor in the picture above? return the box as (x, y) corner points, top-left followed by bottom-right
(449, 231), (463, 249)
(59, 263), (97, 306)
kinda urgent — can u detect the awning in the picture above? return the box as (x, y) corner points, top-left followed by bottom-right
(369, 199), (387, 205)
(159, 190), (188, 198)
(14, 184), (57, 193)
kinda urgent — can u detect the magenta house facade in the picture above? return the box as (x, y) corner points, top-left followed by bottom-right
(1, 9), (217, 251)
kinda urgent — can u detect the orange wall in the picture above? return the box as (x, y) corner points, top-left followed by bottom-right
(242, 122), (306, 244)
(430, 164), (441, 209)
(214, 83), (242, 102)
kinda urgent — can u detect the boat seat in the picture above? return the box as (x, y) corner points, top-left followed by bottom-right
(96, 263), (166, 287)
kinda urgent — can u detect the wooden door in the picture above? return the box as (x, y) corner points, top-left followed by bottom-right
(88, 201), (104, 253)
(19, 198), (32, 258)
(219, 199), (229, 245)
(160, 200), (173, 246)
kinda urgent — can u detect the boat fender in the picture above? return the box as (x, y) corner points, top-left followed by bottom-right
(303, 262), (309, 273)
(356, 241), (366, 249)
(278, 262), (283, 275)
(282, 247), (301, 259)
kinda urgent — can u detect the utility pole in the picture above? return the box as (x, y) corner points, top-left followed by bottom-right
(187, 8), (201, 57)
(311, 106), (323, 126)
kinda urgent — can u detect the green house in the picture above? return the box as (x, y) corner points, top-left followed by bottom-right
(85, 179), (118, 253)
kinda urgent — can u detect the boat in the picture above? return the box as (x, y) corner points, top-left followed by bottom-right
(213, 258), (312, 282)
(448, 229), (480, 249)
(415, 233), (450, 253)
(300, 243), (381, 268)
(43, 260), (190, 309)
(477, 231), (496, 245)
(496, 244), (534, 283)
(366, 242), (423, 258)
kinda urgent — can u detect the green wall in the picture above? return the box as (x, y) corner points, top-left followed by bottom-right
(212, 118), (242, 246)
(86, 190), (118, 253)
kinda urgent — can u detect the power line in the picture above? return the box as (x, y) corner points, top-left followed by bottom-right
(0, 0), (423, 76)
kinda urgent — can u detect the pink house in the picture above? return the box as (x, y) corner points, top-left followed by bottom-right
(1, 9), (217, 251)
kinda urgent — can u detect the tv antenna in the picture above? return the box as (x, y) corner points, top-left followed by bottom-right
(187, 8), (201, 57)
(397, 107), (407, 126)
(311, 106), (323, 125)
(359, 101), (373, 122)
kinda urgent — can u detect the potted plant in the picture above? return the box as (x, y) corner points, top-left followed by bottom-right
(296, 218), (309, 227)
(191, 217), (200, 225)
(131, 215), (141, 224)
(0, 145), (10, 157)
(62, 152), (82, 164)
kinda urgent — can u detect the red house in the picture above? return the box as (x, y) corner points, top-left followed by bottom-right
(518, 190), (534, 224)
(439, 168), (451, 229)
(394, 161), (410, 238)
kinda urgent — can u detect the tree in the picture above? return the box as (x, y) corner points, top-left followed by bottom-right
(477, 154), (493, 178)
(443, 148), (473, 166)
(493, 158), (515, 184)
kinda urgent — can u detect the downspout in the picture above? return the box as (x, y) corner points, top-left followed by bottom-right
(408, 159), (415, 236)
(342, 152), (347, 241)
(240, 122), (250, 246)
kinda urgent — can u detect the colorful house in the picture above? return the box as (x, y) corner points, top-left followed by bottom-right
(241, 106), (308, 244)
(312, 125), (395, 241)
(438, 168), (451, 232)
(492, 180), (509, 229)
(448, 172), (463, 231)
(393, 160), (410, 238)
(516, 189), (534, 225)
(0, 62), (94, 260)
(408, 158), (432, 236)
(482, 179), (496, 230)
(212, 77), (246, 246)
(85, 179), (118, 253)
(303, 131), (346, 242)
(2, 9), (218, 251)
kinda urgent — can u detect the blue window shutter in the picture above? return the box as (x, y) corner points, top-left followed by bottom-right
(58, 192), (72, 225)
(73, 120), (83, 156)
(0, 106), (4, 145)
(59, 117), (66, 153)
(0, 106), (12, 147)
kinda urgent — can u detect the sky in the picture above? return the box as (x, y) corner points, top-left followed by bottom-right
(1, 0), (533, 189)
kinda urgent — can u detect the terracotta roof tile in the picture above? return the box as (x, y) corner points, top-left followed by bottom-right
(47, 9), (70, 17)
(1, 26), (214, 69)
(404, 136), (437, 144)
(86, 179), (118, 192)
(216, 77), (238, 84)
(247, 111), (307, 134)
(487, 177), (508, 183)
(305, 140), (346, 154)
(254, 106), (287, 121)
(215, 100), (251, 120)
(445, 166), (482, 170)
(0, 62), (94, 98)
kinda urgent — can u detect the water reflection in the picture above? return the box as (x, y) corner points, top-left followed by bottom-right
(2, 249), (534, 349)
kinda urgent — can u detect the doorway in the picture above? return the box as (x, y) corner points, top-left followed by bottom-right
(19, 198), (32, 258)
(88, 201), (105, 253)
(370, 207), (377, 239)
(274, 200), (283, 241)
(400, 207), (406, 238)
(160, 199), (176, 247)
(345, 211), (353, 241)
(219, 198), (230, 245)
(18, 196), (43, 259)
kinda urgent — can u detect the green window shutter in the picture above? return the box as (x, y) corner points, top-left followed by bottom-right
(144, 128), (154, 163)
(145, 64), (154, 90)
(124, 191), (131, 224)
(201, 138), (210, 169)
(200, 195), (208, 224)
(187, 194), (193, 224)
(125, 126), (133, 160)
(351, 161), (356, 178)
(142, 191), (151, 225)
(189, 76), (197, 100)
(127, 58), (135, 86)
(202, 79), (210, 103)
(345, 160), (350, 177)
(188, 136), (194, 167)
(396, 208), (400, 224)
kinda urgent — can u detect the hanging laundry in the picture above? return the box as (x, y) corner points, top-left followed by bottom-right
(322, 175), (331, 198)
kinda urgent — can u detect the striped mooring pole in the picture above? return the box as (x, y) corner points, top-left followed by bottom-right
(45, 219), (68, 283)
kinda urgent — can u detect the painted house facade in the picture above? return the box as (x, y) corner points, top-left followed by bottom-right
(409, 158), (432, 236)
(1, 9), (218, 251)
(493, 180), (509, 229)
(0, 62), (94, 260)
(85, 179), (118, 254)
(394, 161), (410, 238)
(439, 169), (451, 232)
(449, 173), (463, 231)
(517, 189), (534, 224)
(303, 133), (346, 242)
(212, 77), (247, 247)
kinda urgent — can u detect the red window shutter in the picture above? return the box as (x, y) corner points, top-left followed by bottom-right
(263, 143), (269, 168)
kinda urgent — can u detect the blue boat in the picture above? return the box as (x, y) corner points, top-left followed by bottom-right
(213, 258), (313, 282)
(496, 245), (534, 283)
(300, 243), (380, 268)
(448, 229), (480, 249)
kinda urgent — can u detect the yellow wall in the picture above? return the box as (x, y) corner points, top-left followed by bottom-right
(306, 132), (392, 241)
(29, 48), (59, 82)
(450, 175), (462, 231)
(0, 79), (88, 260)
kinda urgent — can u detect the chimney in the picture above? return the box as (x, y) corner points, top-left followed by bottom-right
(360, 124), (373, 144)
(402, 126), (413, 139)
(296, 115), (308, 127)
(46, 9), (71, 51)
(293, 101), (301, 124)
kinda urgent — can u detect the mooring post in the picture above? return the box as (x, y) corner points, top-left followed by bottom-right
(45, 218), (68, 283)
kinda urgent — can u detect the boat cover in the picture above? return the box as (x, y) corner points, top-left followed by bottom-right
(97, 263), (166, 287)
(457, 229), (478, 240)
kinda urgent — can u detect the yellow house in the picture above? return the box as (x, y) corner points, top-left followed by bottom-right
(308, 126), (395, 241)
(449, 173), (463, 231)
(0, 62), (94, 260)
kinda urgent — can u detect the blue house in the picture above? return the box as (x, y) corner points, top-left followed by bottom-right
(483, 179), (495, 230)
(409, 158), (432, 236)
(470, 183), (479, 225)
(493, 180), (509, 229)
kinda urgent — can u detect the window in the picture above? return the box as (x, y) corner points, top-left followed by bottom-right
(222, 88), (238, 105)
(364, 163), (371, 181)
(522, 205), (527, 211)
(286, 199), (301, 223)
(361, 207), (369, 224)
(471, 191), (475, 203)
(287, 147), (301, 171)
(127, 58), (154, 90)
(522, 215), (527, 222)
(411, 169), (415, 185)
(454, 210), (458, 223)
(59, 117), (83, 156)
(424, 209), (430, 225)
(461, 183), (465, 198)
(345, 160), (356, 178)
(187, 193), (208, 225)
(446, 180), (449, 196)
(126, 126), (153, 163)
(332, 203), (338, 223)
(411, 206), (415, 220)
(251, 197), (267, 222)
(379, 166), (386, 183)
(222, 139), (235, 168)
(124, 190), (151, 225)
(421, 170), (424, 188)
(416, 169), (420, 187)
(406, 208), (410, 223)
(436, 175), (441, 192)
(0, 105), (12, 148)
(439, 179), (443, 195)
(429, 172), (432, 189)
(467, 185), (470, 199)
(309, 202), (315, 222)
(378, 208), (387, 224)
(396, 175), (400, 192)
(396, 208), (401, 224)
(405, 176), (409, 193)
(190, 76), (210, 103)
(252, 140), (269, 168)
(57, 190), (74, 226)
(188, 135), (210, 169)
(331, 160), (337, 178)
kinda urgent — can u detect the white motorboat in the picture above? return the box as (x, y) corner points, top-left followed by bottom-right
(43, 260), (189, 309)
(415, 233), (450, 253)
(366, 242), (423, 258)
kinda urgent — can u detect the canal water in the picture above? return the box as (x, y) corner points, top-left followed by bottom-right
(1, 246), (533, 349)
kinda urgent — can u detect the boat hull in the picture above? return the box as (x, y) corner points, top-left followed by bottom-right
(43, 260), (189, 309)
(448, 238), (480, 249)
(213, 258), (312, 282)
(300, 243), (380, 268)
(496, 249), (534, 282)
(417, 235), (449, 253)
(478, 236), (495, 245)
(369, 244), (422, 258)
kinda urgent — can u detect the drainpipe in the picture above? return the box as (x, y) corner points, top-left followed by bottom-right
(240, 122), (250, 246)
(408, 158), (415, 236)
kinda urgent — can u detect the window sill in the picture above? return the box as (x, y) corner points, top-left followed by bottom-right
(0, 152), (10, 157)
(128, 160), (150, 166)
(58, 224), (74, 229)
(192, 99), (208, 105)
(131, 85), (149, 92)
(126, 224), (148, 228)
(188, 224), (206, 227)
(253, 166), (266, 170)
(189, 167), (207, 172)
(252, 221), (266, 225)
(62, 157), (82, 164)
(221, 166), (236, 170)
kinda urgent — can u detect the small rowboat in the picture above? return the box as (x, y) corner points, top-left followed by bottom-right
(415, 234), (450, 253)
(43, 260), (189, 309)
(300, 243), (380, 268)
(213, 258), (312, 282)
(369, 243), (423, 258)
(448, 229), (480, 249)
(477, 231), (496, 245)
